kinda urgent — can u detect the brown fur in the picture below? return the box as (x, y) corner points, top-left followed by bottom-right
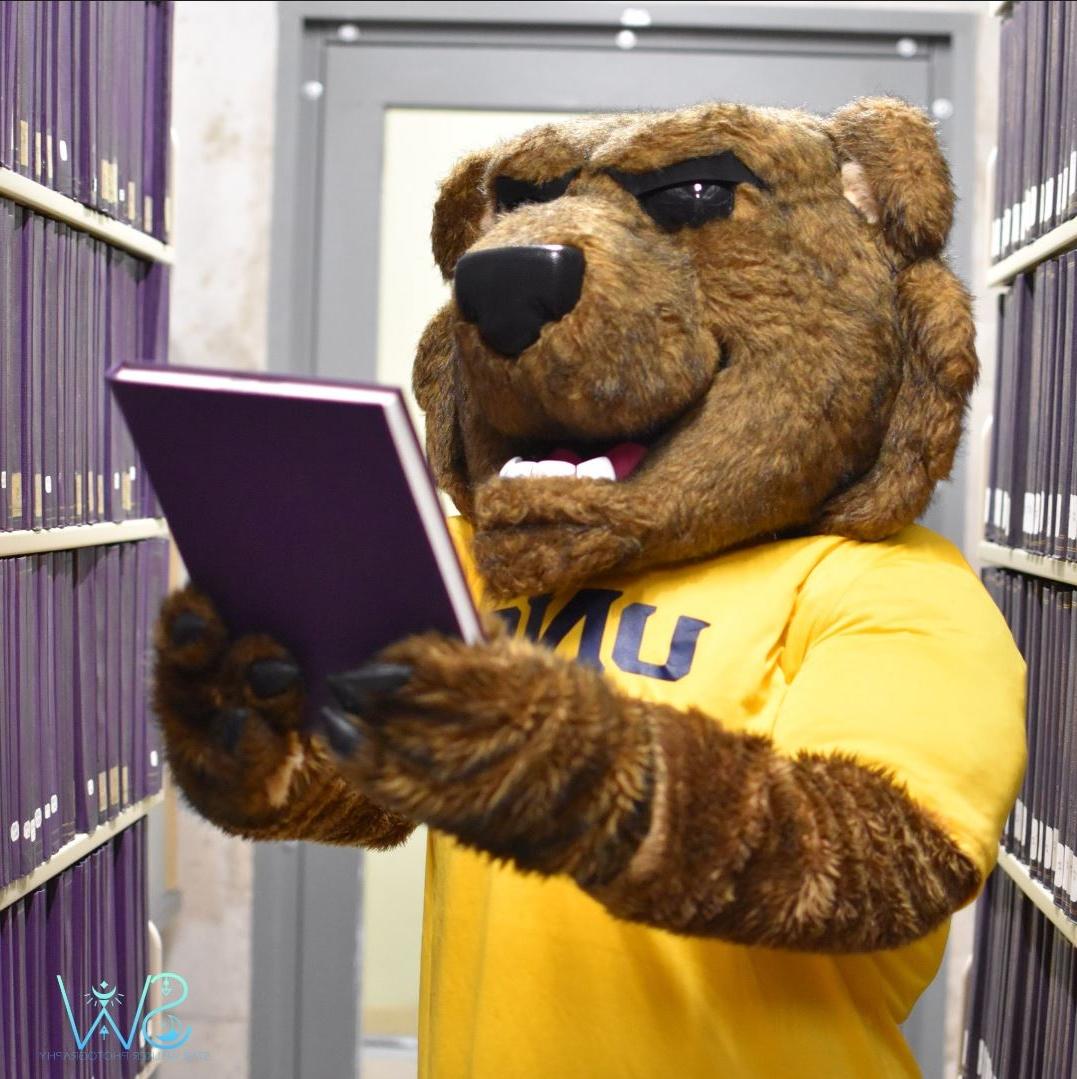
(154, 587), (413, 848)
(153, 97), (983, 952)
(412, 98), (976, 599)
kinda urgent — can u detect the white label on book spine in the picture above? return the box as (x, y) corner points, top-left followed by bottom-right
(113, 471), (120, 490)
(86, 778), (94, 797)
(8, 822), (17, 843)
(1044, 826), (1055, 871)
(1, 470), (5, 490)
(1069, 495), (1077, 541)
(50, 794), (57, 814)
(1054, 841), (1066, 888)
(34, 808), (41, 828)
(129, 465), (136, 480)
(22, 821), (29, 840)
(1044, 178), (1055, 222)
(1070, 151), (1077, 195)
(1070, 856), (1077, 902)
(44, 803), (51, 820)
(44, 474), (51, 495)
(59, 138), (68, 163)
(150, 750), (159, 768)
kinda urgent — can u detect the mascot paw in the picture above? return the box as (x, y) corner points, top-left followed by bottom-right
(154, 586), (310, 827)
(319, 632), (653, 880)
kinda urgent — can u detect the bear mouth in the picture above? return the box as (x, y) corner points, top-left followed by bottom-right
(497, 441), (648, 482)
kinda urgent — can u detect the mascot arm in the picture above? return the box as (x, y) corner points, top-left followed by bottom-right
(324, 559), (1024, 953)
(153, 585), (415, 848)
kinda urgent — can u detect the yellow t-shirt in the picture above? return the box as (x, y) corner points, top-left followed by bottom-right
(418, 523), (1026, 1079)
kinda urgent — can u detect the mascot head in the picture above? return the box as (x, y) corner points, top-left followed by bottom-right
(413, 97), (976, 598)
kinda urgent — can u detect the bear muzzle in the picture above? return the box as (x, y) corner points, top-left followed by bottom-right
(454, 244), (585, 359)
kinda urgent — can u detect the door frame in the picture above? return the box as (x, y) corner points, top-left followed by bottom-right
(257, 6), (979, 1078)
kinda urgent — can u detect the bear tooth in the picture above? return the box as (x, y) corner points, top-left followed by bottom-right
(532, 459), (577, 478)
(500, 457), (535, 479)
(576, 456), (616, 481)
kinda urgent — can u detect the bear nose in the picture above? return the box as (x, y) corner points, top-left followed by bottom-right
(454, 245), (585, 358)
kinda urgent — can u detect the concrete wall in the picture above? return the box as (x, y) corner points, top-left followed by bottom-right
(159, 3), (279, 1075)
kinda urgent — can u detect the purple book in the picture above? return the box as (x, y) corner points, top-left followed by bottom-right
(108, 362), (481, 727)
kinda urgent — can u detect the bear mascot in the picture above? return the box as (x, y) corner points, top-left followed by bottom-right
(154, 98), (1026, 1077)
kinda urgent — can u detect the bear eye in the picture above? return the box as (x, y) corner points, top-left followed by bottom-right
(638, 181), (735, 231)
(494, 170), (578, 214)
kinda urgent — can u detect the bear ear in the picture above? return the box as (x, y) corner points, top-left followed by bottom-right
(814, 259), (977, 539)
(827, 97), (954, 262)
(431, 149), (493, 280)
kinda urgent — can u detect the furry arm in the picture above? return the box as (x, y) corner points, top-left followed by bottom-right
(323, 629), (980, 952)
(153, 586), (414, 848)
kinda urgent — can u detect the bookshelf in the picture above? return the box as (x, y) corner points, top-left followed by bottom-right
(986, 216), (1077, 287)
(0, 792), (164, 915)
(979, 541), (1077, 587)
(0, 518), (168, 558)
(0, 5), (175, 1075)
(0, 167), (173, 265)
(963, 1), (1077, 1072)
(996, 848), (1077, 947)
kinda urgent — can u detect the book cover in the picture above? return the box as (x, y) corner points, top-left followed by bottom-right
(109, 362), (481, 727)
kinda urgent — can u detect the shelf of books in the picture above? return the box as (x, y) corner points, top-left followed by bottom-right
(966, 2), (1077, 1075)
(0, 3), (176, 1074)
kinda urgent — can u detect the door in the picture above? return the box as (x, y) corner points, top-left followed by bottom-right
(261, 8), (971, 1077)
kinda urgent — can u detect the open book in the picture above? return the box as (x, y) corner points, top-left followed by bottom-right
(108, 362), (481, 726)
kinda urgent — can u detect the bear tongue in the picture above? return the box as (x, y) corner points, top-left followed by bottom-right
(607, 442), (647, 480)
(545, 442), (646, 479)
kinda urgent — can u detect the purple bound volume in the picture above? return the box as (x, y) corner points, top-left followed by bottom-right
(108, 362), (482, 726)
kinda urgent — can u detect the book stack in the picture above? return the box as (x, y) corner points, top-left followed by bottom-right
(985, 251), (1077, 555)
(0, 820), (151, 1079)
(0, 539), (170, 890)
(961, 870), (1076, 1079)
(0, 200), (170, 531)
(982, 569), (1077, 916)
(0, 1), (174, 238)
(0, 3), (174, 1075)
(991, 1), (1077, 263)
(969, 3), (1077, 1074)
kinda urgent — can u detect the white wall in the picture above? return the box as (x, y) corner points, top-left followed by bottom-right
(161, 3), (279, 1076)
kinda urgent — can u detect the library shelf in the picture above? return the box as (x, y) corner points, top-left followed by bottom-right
(0, 167), (173, 265)
(0, 518), (168, 558)
(0, 791), (164, 913)
(979, 541), (1077, 587)
(987, 215), (1077, 288)
(996, 848), (1077, 948)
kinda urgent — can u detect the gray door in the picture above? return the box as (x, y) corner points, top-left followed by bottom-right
(260, 8), (973, 1078)
(313, 38), (932, 380)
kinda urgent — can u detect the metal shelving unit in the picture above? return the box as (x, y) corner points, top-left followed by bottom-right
(0, 792), (165, 914)
(0, 167), (173, 265)
(996, 848), (1077, 948)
